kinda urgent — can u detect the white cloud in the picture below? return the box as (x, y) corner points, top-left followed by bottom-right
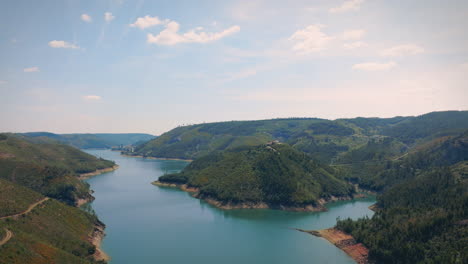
(0, 80), (7, 85)
(289, 24), (333, 54)
(130, 15), (167, 29)
(352, 61), (397, 71)
(104, 12), (115, 22)
(81, 14), (92, 23)
(83, 95), (101, 101)
(343, 41), (368, 49)
(147, 21), (240, 45)
(48, 40), (80, 49)
(342, 29), (366, 40)
(381, 44), (425, 57)
(23, 67), (40, 73)
(329, 0), (365, 14)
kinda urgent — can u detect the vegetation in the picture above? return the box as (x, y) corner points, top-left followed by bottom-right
(0, 179), (43, 217)
(0, 134), (115, 205)
(129, 111), (468, 164)
(0, 180), (103, 264)
(159, 143), (354, 207)
(336, 132), (468, 264)
(22, 132), (155, 149)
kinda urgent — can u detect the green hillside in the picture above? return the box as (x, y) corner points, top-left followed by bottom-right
(129, 111), (468, 162)
(0, 134), (115, 205)
(335, 131), (468, 263)
(157, 142), (354, 209)
(0, 180), (103, 264)
(22, 132), (155, 149)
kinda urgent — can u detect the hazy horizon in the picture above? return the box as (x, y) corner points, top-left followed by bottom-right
(3, 109), (467, 135)
(1, 0), (467, 134)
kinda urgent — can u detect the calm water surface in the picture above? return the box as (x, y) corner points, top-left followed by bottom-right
(85, 149), (375, 264)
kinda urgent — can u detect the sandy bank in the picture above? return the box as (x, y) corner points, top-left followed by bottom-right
(296, 228), (370, 264)
(79, 165), (119, 180)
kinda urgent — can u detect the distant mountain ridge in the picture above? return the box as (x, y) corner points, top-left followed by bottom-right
(21, 132), (155, 149)
(128, 111), (468, 163)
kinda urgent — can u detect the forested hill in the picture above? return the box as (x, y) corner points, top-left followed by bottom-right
(22, 132), (155, 149)
(0, 133), (115, 263)
(0, 133), (115, 205)
(0, 179), (104, 264)
(129, 111), (468, 162)
(335, 131), (468, 263)
(157, 142), (354, 210)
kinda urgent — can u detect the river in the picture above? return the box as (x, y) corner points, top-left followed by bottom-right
(85, 149), (375, 264)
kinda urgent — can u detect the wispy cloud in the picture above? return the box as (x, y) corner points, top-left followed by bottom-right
(48, 40), (80, 49)
(130, 15), (167, 29)
(23, 67), (40, 73)
(104, 12), (115, 22)
(289, 24), (333, 54)
(381, 44), (425, 57)
(343, 41), (368, 50)
(352, 61), (397, 71)
(147, 21), (240, 45)
(0, 80), (7, 85)
(329, 0), (365, 14)
(82, 95), (101, 101)
(81, 14), (92, 23)
(342, 29), (366, 40)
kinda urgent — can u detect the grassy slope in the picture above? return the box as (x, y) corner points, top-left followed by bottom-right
(0, 179), (43, 217)
(159, 143), (354, 206)
(0, 180), (101, 264)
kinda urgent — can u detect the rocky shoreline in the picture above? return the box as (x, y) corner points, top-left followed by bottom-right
(79, 165), (119, 180)
(89, 220), (109, 262)
(152, 180), (364, 212)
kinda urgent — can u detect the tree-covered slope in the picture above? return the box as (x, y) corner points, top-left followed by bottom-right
(129, 111), (468, 162)
(22, 132), (155, 149)
(0, 134), (115, 205)
(157, 143), (354, 209)
(0, 180), (104, 264)
(131, 118), (367, 162)
(335, 131), (468, 264)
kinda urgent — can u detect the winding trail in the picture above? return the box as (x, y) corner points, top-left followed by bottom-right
(0, 229), (13, 246)
(0, 197), (49, 220)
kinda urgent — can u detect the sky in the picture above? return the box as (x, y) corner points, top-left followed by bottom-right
(1, 0), (467, 135)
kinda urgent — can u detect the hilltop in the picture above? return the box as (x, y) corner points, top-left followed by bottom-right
(155, 142), (355, 211)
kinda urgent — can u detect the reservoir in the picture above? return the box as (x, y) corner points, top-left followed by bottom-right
(85, 149), (375, 264)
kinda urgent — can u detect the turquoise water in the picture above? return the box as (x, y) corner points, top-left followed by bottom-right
(85, 150), (375, 264)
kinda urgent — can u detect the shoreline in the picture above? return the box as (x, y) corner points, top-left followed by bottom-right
(121, 154), (193, 162)
(79, 165), (119, 180)
(90, 221), (109, 262)
(296, 228), (370, 264)
(152, 180), (363, 212)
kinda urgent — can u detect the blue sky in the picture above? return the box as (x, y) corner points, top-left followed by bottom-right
(1, 0), (467, 134)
